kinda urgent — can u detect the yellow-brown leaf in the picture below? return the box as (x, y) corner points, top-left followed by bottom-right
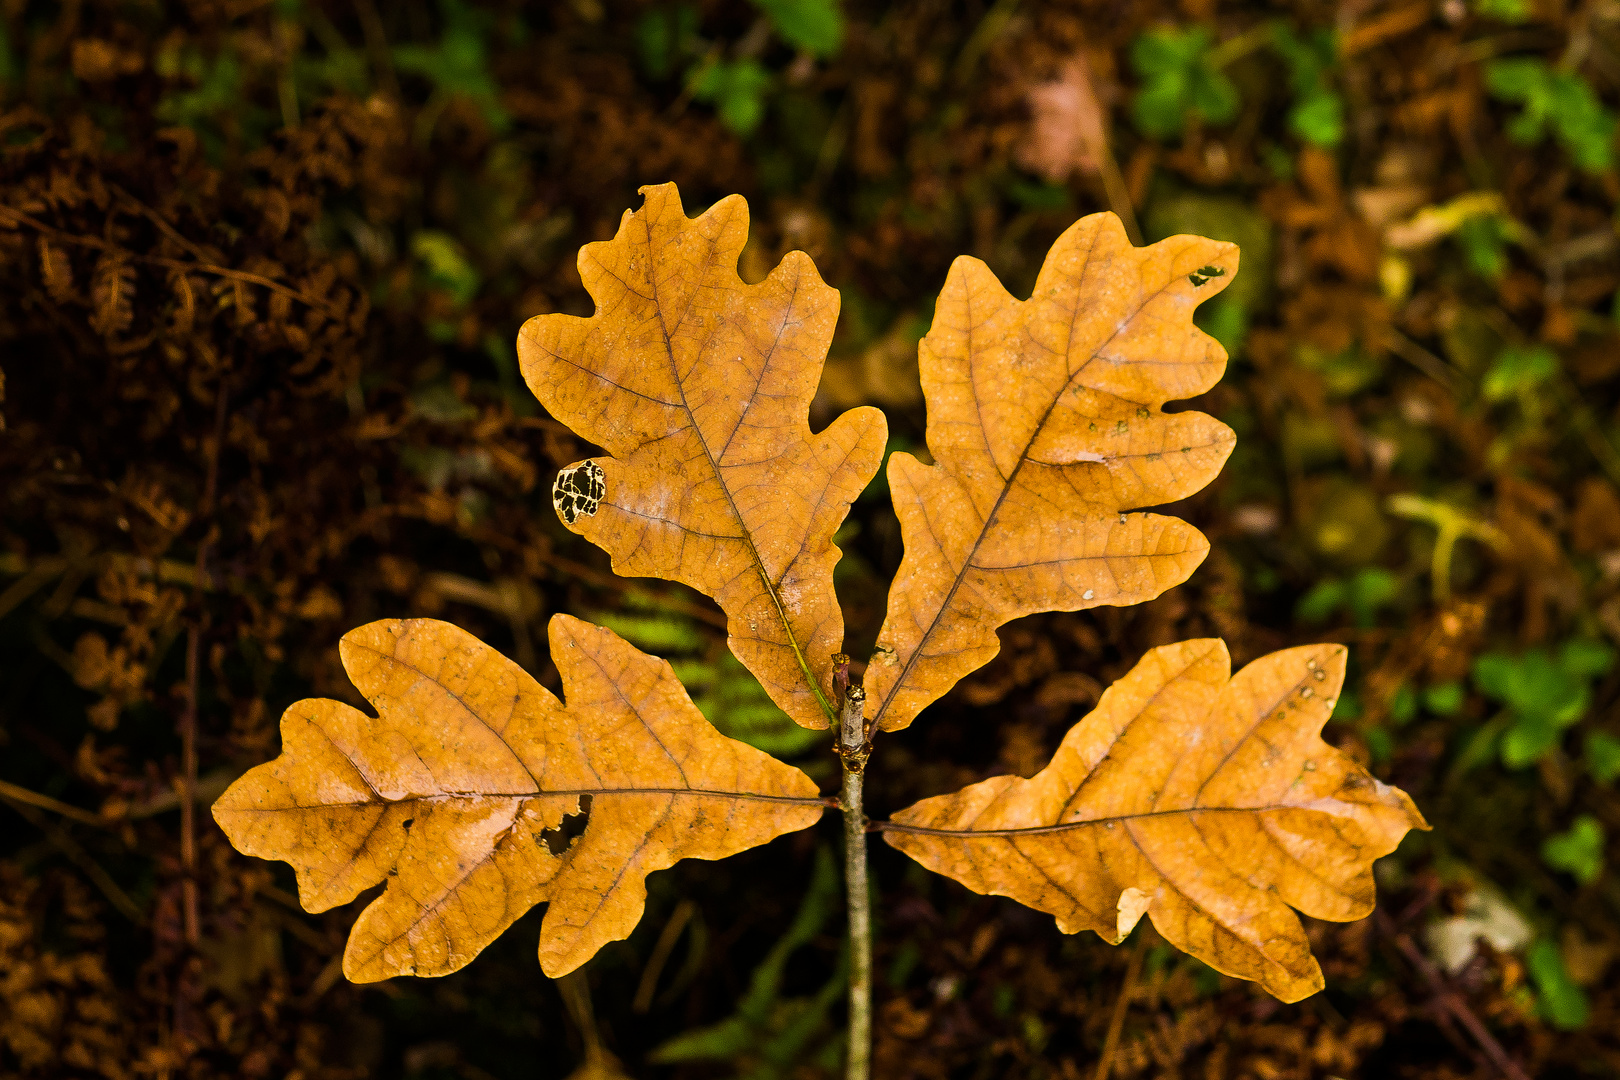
(518, 183), (887, 730)
(865, 214), (1238, 731)
(212, 615), (823, 981)
(883, 640), (1427, 1002)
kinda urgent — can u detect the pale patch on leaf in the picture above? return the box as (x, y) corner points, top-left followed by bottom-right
(1115, 886), (1151, 942)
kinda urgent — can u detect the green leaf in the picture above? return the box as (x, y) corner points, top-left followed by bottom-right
(637, 5), (700, 79)
(1451, 717), (1506, 775)
(1485, 57), (1548, 101)
(1558, 638), (1616, 679)
(1486, 58), (1615, 174)
(1472, 652), (1516, 700)
(1390, 684), (1418, 726)
(1423, 681), (1465, 716)
(1502, 714), (1562, 768)
(1288, 88), (1344, 148)
(750, 0), (843, 58)
(1475, 645), (1601, 768)
(1349, 567), (1399, 628)
(1475, 0), (1532, 22)
(410, 232), (481, 307)
(1482, 345), (1559, 402)
(1502, 650), (1588, 727)
(1365, 725), (1393, 763)
(1542, 816), (1606, 885)
(1527, 939), (1590, 1030)
(1586, 731), (1620, 783)
(1296, 578), (1348, 624)
(690, 59), (773, 136)
(1455, 215), (1509, 280)
(590, 611), (707, 653)
(694, 653), (827, 757)
(1270, 23), (1334, 88)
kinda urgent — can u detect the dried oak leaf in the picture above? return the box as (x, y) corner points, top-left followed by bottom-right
(212, 615), (823, 980)
(884, 640), (1427, 1001)
(518, 183), (887, 730)
(865, 213), (1239, 732)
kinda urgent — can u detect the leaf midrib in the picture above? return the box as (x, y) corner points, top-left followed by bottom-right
(880, 800), (1344, 838)
(227, 789), (832, 812)
(644, 212), (836, 725)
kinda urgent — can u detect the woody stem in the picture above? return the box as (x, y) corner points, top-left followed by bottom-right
(835, 655), (871, 1080)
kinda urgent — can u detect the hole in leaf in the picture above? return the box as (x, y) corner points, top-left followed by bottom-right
(1188, 265), (1227, 287)
(540, 793), (592, 855)
(553, 460), (606, 524)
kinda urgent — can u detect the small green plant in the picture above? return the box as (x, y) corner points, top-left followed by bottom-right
(650, 848), (845, 1074)
(1129, 21), (1343, 147)
(689, 59), (775, 136)
(1482, 344), (1560, 403)
(1454, 214), (1512, 280)
(1129, 27), (1239, 140)
(392, 0), (510, 132)
(1526, 939), (1591, 1030)
(641, 0), (843, 136)
(749, 0), (844, 57)
(1485, 58), (1616, 174)
(1469, 639), (1616, 768)
(1542, 815), (1606, 885)
(1270, 24), (1343, 148)
(1366, 679), (1466, 762)
(1295, 567), (1400, 628)
(637, 5), (703, 80)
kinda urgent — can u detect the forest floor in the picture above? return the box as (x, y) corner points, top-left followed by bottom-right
(2, 1), (1620, 1077)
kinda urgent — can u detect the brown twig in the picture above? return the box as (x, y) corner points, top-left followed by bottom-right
(837, 674), (872, 1080)
(1377, 912), (1532, 1080)
(179, 384), (229, 947)
(0, 778), (106, 827)
(1, 796), (145, 923)
(632, 899), (696, 1013)
(1092, 930), (1146, 1080)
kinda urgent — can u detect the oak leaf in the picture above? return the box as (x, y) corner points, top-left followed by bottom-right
(518, 183), (887, 730)
(865, 214), (1239, 732)
(212, 615), (823, 981)
(883, 640), (1428, 1001)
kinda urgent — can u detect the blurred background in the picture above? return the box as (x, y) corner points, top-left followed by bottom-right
(2, 0), (1620, 1076)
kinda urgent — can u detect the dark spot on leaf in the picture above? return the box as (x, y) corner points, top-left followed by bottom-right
(540, 793), (592, 856)
(401, 817), (414, 831)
